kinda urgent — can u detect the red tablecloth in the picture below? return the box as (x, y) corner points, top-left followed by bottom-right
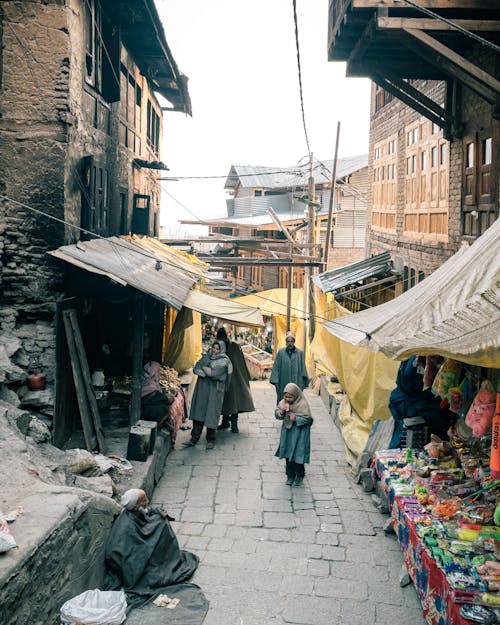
(373, 451), (472, 625)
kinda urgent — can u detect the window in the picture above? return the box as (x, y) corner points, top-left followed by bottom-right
(131, 194), (151, 235)
(84, 0), (119, 102)
(81, 156), (110, 236)
(483, 138), (492, 165)
(440, 143), (447, 165)
(254, 190), (263, 197)
(421, 151), (427, 171)
(431, 146), (438, 167)
(466, 142), (474, 168)
(119, 192), (128, 234)
(119, 64), (142, 151)
(375, 87), (394, 112)
(146, 100), (160, 155)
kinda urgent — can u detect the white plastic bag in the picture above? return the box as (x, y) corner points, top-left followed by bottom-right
(60, 589), (127, 624)
(0, 518), (17, 553)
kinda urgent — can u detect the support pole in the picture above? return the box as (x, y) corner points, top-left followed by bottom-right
(324, 122), (341, 268)
(130, 292), (144, 426)
(286, 258), (292, 333)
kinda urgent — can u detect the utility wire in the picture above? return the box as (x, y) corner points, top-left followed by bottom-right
(292, 0), (312, 158)
(400, 0), (500, 55)
(0, 193), (210, 279)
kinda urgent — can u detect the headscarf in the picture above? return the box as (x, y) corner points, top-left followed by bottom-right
(216, 327), (230, 348)
(121, 488), (142, 510)
(280, 382), (311, 417)
(285, 331), (295, 340)
(211, 340), (228, 359)
(141, 361), (162, 397)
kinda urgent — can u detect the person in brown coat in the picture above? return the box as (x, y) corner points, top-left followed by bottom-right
(216, 327), (255, 433)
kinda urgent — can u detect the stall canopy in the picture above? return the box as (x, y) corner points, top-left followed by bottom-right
(185, 289), (263, 326)
(322, 218), (500, 368)
(49, 236), (263, 324)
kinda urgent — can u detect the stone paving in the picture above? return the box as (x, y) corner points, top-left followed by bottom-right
(152, 381), (427, 625)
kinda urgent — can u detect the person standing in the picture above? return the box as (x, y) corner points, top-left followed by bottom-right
(216, 327), (255, 433)
(269, 331), (309, 401)
(183, 340), (232, 450)
(274, 383), (313, 486)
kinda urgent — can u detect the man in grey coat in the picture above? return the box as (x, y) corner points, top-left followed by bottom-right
(269, 332), (309, 402)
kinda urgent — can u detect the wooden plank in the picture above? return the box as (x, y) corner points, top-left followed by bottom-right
(130, 293), (144, 426)
(67, 310), (106, 452)
(404, 28), (500, 101)
(63, 311), (97, 452)
(378, 17), (500, 31)
(354, 0), (498, 8)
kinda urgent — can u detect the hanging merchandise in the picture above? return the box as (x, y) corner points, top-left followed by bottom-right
(466, 380), (496, 438)
(431, 358), (463, 408)
(489, 393), (500, 479)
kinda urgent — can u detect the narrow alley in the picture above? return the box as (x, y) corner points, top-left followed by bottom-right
(149, 381), (426, 625)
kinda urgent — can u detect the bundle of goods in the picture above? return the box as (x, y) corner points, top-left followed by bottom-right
(158, 366), (181, 396)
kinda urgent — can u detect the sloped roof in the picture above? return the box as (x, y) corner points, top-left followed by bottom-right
(322, 219), (500, 368)
(224, 154), (368, 190)
(312, 252), (393, 293)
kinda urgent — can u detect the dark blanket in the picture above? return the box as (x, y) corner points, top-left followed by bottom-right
(104, 509), (204, 614)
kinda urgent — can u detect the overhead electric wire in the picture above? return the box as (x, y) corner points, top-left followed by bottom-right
(292, 0), (312, 158)
(0, 193), (210, 279)
(400, 0), (500, 55)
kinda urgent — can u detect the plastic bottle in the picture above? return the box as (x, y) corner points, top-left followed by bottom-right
(406, 447), (413, 464)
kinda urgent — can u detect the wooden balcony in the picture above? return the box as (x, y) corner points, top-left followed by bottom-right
(328, 0), (500, 133)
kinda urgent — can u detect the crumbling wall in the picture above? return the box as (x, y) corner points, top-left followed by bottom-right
(0, 1), (72, 412)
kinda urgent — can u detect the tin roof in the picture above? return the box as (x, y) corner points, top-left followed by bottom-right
(224, 154), (368, 190)
(312, 252), (393, 293)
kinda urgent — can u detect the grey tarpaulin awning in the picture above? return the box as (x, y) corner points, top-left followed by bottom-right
(322, 218), (500, 368)
(49, 236), (198, 310)
(312, 252), (393, 293)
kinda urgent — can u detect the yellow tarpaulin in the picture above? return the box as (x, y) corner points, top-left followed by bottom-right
(311, 293), (399, 465)
(233, 289), (306, 350)
(163, 307), (202, 374)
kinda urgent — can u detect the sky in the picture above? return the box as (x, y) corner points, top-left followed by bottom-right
(155, 0), (371, 237)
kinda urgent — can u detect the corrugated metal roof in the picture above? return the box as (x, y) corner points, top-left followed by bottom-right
(224, 154), (368, 190)
(48, 236), (200, 310)
(312, 252), (393, 292)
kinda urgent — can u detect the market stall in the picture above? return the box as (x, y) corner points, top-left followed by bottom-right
(240, 343), (274, 380)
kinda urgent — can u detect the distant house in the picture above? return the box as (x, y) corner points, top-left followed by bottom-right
(183, 155), (369, 292)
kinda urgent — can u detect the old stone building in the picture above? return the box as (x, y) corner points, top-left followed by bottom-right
(0, 0), (190, 412)
(327, 0), (500, 295)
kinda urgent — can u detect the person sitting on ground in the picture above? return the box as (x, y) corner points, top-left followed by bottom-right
(104, 488), (199, 609)
(183, 340), (233, 450)
(216, 327), (255, 434)
(274, 382), (314, 486)
(269, 331), (309, 402)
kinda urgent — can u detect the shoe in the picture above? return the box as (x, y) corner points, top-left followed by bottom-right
(217, 419), (230, 431)
(206, 441), (215, 450)
(182, 440), (197, 447)
(231, 422), (239, 434)
(286, 477), (294, 486)
(293, 476), (304, 486)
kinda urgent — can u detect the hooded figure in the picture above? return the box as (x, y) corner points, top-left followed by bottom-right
(216, 327), (255, 433)
(274, 382), (313, 486)
(184, 340), (233, 449)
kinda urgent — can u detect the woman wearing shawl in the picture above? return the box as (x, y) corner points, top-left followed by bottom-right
(275, 382), (313, 486)
(183, 340), (233, 450)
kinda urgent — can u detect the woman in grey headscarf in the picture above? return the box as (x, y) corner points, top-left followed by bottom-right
(183, 340), (233, 449)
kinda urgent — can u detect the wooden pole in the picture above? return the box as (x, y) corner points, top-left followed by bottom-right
(130, 292), (144, 426)
(324, 122), (341, 268)
(286, 243), (292, 332)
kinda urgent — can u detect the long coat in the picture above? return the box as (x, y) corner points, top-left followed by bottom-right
(221, 341), (255, 415)
(274, 408), (313, 464)
(189, 351), (232, 429)
(270, 347), (309, 400)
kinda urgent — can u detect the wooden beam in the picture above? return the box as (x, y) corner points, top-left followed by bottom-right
(348, 16), (378, 66)
(403, 28), (500, 103)
(353, 0), (499, 8)
(371, 72), (450, 131)
(378, 17), (500, 31)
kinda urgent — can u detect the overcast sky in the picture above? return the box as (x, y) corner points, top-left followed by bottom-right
(155, 0), (371, 236)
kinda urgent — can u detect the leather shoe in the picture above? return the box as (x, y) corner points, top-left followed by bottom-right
(182, 440), (197, 447)
(206, 441), (215, 450)
(217, 420), (230, 431)
(293, 476), (304, 486)
(231, 422), (239, 433)
(286, 477), (294, 486)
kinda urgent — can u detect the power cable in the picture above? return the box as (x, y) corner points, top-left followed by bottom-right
(0, 193), (210, 279)
(400, 0), (500, 55)
(292, 0), (312, 158)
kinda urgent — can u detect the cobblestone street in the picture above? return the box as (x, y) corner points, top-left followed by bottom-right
(152, 381), (426, 625)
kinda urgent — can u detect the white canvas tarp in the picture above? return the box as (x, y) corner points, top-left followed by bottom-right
(322, 218), (500, 368)
(184, 289), (263, 326)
